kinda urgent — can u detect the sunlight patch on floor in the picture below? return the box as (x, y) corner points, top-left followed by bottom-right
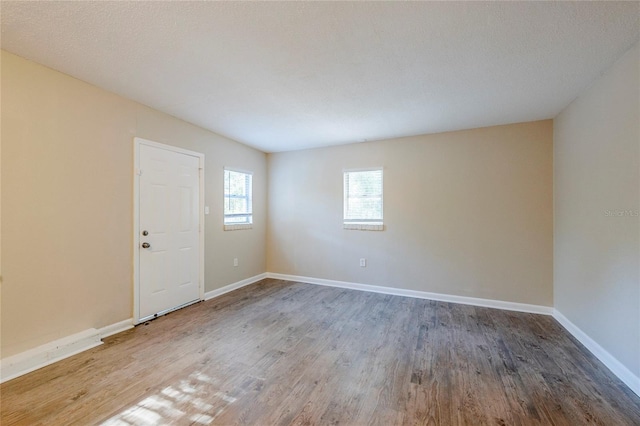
(100, 371), (236, 425)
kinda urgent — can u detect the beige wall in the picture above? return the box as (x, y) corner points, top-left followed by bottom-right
(267, 121), (553, 306)
(554, 43), (639, 377)
(1, 51), (267, 358)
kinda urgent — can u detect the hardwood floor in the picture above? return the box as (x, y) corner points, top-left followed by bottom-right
(2, 279), (639, 425)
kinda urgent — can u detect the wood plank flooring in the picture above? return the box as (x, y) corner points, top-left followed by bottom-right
(2, 279), (639, 425)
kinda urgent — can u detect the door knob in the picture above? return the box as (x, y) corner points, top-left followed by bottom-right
(141, 242), (151, 249)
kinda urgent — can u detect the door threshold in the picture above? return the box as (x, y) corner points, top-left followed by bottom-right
(137, 299), (202, 325)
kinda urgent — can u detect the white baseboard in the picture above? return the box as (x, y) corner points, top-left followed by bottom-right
(266, 273), (639, 397)
(1, 272), (271, 385)
(99, 319), (134, 339)
(4, 276), (636, 401)
(0, 328), (102, 383)
(0, 318), (135, 384)
(553, 309), (640, 397)
(267, 272), (553, 315)
(0, 272), (268, 384)
(205, 273), (268, 301)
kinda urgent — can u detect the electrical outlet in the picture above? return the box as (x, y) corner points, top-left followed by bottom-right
(234, 258), (239, 267)
(360, 258), (366, 267)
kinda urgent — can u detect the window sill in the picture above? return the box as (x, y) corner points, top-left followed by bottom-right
(224, 224), (253, 231)
(343, 223), (384, 231)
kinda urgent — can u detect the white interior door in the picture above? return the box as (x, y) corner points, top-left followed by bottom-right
(136, 139), (203, 322)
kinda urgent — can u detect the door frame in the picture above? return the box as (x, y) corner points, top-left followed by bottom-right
(133, 137), (205, 324)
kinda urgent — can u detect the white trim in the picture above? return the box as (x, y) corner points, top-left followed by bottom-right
(136, 137), (206, 158)
(553, 309), (640, 397)
(224, 166), (254, 176)
(197, 151), (206, 304)
(205, 273), (268, 301)
(224, 223), (253, 231)
(343, 223), (384, 231)
(98, 319), (134, 339)
(342, 166), (385, 173)
(260, 273), (639, 396)
(223, 168), (253, 229)
(266, 273), (553, 315)
(0, 329), (102, 383)
(133, 139), (141, 324)
(343, 168), (384, 225)
(0, 318), (136, 384)
(133, 137), (205, 325)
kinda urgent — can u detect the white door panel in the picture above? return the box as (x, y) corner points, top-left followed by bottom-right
(137, 141), (202, 321)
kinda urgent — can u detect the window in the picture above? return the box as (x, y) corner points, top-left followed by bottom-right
(343, 168), (383, 231)
(224, 168), (252, 230)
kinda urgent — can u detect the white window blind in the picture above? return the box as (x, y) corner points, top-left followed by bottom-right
(224, 168), (252, 229)
(343, 169), (383, 227)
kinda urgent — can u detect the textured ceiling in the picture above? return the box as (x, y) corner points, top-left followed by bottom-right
(2, 2), (639, 153)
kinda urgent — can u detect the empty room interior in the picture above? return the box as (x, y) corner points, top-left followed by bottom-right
(1, 1), (639, 425)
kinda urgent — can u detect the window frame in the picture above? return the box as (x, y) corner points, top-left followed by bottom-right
(343, 167), (384, 231)
(223, 167), (253, 231)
